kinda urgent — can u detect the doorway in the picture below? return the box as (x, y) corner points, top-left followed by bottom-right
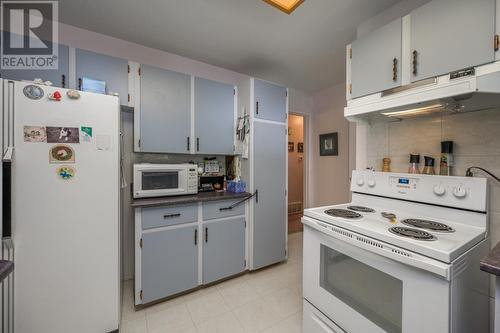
(288, 114), (305, 234)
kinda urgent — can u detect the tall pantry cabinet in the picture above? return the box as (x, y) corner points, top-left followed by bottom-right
(239, 78), (288, 270)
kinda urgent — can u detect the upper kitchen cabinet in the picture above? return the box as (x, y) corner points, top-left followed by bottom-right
(194, 77), (235, 155)
(351, 18), (402, 98)
(137, 64), (191, 153)
(75, 49), (129, 105)
(410, 0), (495, 82)
(0, 41), (69, 88)
(254, 79), (287, 123)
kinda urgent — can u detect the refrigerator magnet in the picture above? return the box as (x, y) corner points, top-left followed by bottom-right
(66, 90), (80, 99)
(48, 91), (62, 101)
(49, 145), (75, 164)
(56, 166), (76, 181)
(80, 127), (93, 143)
(23, 85), (44, 100)
(47, 127), (80, 144)
(23, 126), (47, 143)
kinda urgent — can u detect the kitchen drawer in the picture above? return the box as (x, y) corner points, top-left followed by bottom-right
(141, 204), (198, 229)
(202, 199), (245, 220)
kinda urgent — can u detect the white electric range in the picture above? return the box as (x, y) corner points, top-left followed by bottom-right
(302, 170), (490, 333)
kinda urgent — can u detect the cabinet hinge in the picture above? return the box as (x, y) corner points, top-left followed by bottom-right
(285, 128), (287, 135)
(138, 67), (141, 76)
(285, 90), (288, 97)
(128, 93), (130, 102)
(244, 220), (247, 228)
(349, 48), (352, 59)
(140, 290), (143, 300)
(128, 64), (130, 73)
(285, 249), (287, 257)
(349, 83), (352, 94)
(244, 259), (247, 267)
(233, 89), (236, 95)
(285, 189), (287, 196)
(138, 139), (141, 148)
(495, 35), (499, 52)
(233, 144), (235, 152)
(140, 238), (143, 248)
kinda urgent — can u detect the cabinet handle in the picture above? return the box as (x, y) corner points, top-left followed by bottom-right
(194, 229), (198, 245)
(163, 213), (181, 219)
(196, 138), (200, 152)
(61, 74), (66, 88)
(412, 50), (418, 76)
(78, 78), (82, 91)
(205, 227), (208, 243)
(256, 101), (259, 115)
(187, 137), (190, 151)
(392, 58), (398, 82)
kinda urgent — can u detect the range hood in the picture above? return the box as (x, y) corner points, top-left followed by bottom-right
(345, 61), (500, 122)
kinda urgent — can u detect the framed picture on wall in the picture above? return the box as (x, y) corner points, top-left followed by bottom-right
(319, 132), (338, 156)
(297, 142), (304, 153)
(288, 142), (294, 152)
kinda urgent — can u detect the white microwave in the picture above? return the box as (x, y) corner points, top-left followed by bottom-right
(133, 164), (198, 198)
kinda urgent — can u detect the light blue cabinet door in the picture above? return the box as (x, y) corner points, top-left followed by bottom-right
(203, 217), (246, 284)
(0, 42), (69, 88)
(351, 18), (402, 98)
(410, 0), (495, 82)
(139, 65), (191, 153)
(253, 121), (286, 269)
(195, 77), (234, 155)
(254, 79), (287, 122)
(141, 226), (198, 303)
(76, 49), (128, 105)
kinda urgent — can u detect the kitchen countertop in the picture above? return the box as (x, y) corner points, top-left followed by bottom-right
(0, 260), (14, 282)
(480, 241), (500, 276)
(132, 191), (252, 208)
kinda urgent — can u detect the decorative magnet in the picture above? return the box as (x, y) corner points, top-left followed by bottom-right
(48, 91), (62, 101)
(23, 85), (44, 100)
(47, 127), (80, 144)
(23, 126), (47, 142)
(80, 126), (93, 143)
(49, 145), (75, 164)
(67, 90), (80, 99)
(56, 166), (76, 180)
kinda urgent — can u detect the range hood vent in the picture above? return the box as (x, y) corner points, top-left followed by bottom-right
(345, 62), (500, 122)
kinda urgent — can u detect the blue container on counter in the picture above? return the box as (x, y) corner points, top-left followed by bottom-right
(227, 180), (246, 193)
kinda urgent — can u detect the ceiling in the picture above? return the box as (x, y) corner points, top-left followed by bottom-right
(59, 0), (401, 92)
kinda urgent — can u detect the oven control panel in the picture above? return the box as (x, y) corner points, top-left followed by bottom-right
(351, 170), (487, 212)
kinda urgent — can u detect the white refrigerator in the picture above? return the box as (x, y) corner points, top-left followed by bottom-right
(2, 79), (120, 333)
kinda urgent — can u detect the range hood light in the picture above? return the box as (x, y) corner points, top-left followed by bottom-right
(381, 104), (445, 118)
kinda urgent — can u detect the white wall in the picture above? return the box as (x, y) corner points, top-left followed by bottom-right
(310, 83), (351, 206)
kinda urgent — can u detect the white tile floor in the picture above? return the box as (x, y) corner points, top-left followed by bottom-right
(121, 232), (304, 333)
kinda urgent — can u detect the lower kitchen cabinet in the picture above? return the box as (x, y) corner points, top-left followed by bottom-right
(140, 225), (198, 303)
(203, 217), (246, 284)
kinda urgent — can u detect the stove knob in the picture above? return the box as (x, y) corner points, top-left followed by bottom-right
(367, 179), (376, 188)
(452, 185), (467, 198)
(433, 184), (446, 196)
(356, 178), (365, 186)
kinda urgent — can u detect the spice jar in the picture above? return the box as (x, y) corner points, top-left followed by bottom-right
(382, 158), (391, 172)
(423, 156), (436, 175)
(439, 141), (454, 176)
(408, 154), (421, 174)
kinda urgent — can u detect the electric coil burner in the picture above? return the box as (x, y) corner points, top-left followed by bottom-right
(324, 209), (362, 219)
(389, 227), (436, 241)
(347, 206), (376, 213)
(401, 219), (455, 232)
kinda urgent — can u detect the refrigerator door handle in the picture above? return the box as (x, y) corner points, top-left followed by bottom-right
(3, 81), (14, 162)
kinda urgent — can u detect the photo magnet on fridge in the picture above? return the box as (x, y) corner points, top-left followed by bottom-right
(81, 126), (93, 143)
(56, 166), (76, 181)
(49, 145), (75, 164)
(23, 126), (47, 143)
(47, 127), (80, 144)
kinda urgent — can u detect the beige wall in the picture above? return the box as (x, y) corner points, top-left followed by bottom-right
(310, 83), (352, 206)
(288, 115), (304, 205)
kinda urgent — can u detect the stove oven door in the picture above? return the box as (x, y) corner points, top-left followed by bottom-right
(303, 222), (451, 333)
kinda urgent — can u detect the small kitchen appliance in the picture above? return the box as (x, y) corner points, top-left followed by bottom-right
(302, 170), (489, 333)
(133, 163), (198, 198)
(198, 175), (225, 192)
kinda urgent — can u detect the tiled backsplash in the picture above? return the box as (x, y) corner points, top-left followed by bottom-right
(365, 108), (500, 243)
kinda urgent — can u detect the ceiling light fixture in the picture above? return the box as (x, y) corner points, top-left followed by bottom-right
(263, 0), (305, 14)
(381, 104), (445, 118)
